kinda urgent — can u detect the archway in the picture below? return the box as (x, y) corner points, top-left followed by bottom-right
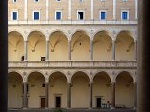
(115, 71), (134, 108)
(93, 31), (112, 61)
(8, 72), (23, 108)
(27, 72), (45, 108)
(49, 31), (68, 61)
(71, 71), (90, 108)
(71, 31), (90, 61)
(49, 72), (68, 108)
(8, 31), (24, 61)
(93, 72), (111, 108)
(116, 31), (134, 61)
(28, 31), (46, 61)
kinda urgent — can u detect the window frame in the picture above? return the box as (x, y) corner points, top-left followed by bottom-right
(11, 11), (18, 20)
(55, 10), (62, 20)
(33, 11), (40, 20)
(121, 10), (129, 20)
(77, 10), (85, 20)
(99, 10), (107, 20)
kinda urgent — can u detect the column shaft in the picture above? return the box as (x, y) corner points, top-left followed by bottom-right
(24, 41), (28, 61)
(67, 83), (71, 108)
(90, 83), (93, 108)
(23, 82), (28, 108)
(46, 41), (49, 61)
(111, 82), (115, 108)
(112, 40), (115, 61)
(90, 40), (93, 60)
(45, 82), (49, 108)
(68, 41), (71, 60)
(134, 82), (137, 109)
(134, 40), (137, 60)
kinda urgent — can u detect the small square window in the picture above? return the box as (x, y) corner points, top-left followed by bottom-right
(56, 0), (61, 1)
(34, 0), (39, 2)
(78, 11), (84, 20)
(13, 0), (17, 2)
(12, 11), (18, 20)
(34, 11), (40, 20)
(122, 11), (128, 20)
(100, 11), (106, 20)
(56, 11), (62, 20)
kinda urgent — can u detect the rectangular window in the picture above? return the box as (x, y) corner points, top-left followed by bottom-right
(34, 11), (40, 20)
(13, 0), (17, 2)
(77, 11), (84, 20)
(56, 0), (61, 1)
(100, 11), (106, 20)
(122, 11), (128, 20)
(56, 11), (62, 20)
(12, 11), (18, 20)
(34, 0), (39, 2)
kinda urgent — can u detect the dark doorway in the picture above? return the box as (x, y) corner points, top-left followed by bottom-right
(96, 98), (101, 108)
(55, 96), (61, 108)
(41, 98), (45, 108)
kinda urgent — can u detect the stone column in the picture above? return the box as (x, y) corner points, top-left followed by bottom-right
(68, 40), (71, 60)
(112, 40), (115, 61)
(0, 0), (8, 111)
(46, 40), (49, 61)
(67, 82), (71, 108)
(45, 82), (49, 108)
(134, 82), (137, 109)
(89, 82), (93, 108)
(24, 41), (28, 61)
(23, 82), (28, 109)
(134, 40), (137, 60)
(90, 40), (93, 61)
(138, 1), (150, 112)
(111, 82), (115, 109)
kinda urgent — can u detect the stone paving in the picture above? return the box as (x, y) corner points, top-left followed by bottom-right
(8, 108), (136, 112)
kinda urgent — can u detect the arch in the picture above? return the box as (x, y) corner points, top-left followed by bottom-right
(49, 30), (69, 40)
(8, 72), (23, 108)
(27, 71), (45, 82)
(27, 30), (46, 40)
(115, 71), (134, 107)
(92, 71), (111, 83)
(8, 31), (24, 61)
(115, 30), (135, 61)
(93, 30), (112, 40)
(93, 31), (112, 61)
(48, 71), (68, 108)
(71, 71), (90, 108)
(49, 31), (68, 61)
(71, 30), (90, 61)
(71, 29), (90, 39)
(27, 31), (46, 61)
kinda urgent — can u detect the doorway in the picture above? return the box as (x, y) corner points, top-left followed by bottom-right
(41, 97), (45, 108)
(96, 97), (101, 108)
(55, 96), (61, 108)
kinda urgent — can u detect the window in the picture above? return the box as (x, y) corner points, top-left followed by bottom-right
(121, 11), (129, 20)
(33, 11), (40, 20)
(77, 11), (84, 20)
(41, 57), (45, 61)
(13, 0), (17, 3)
(55, 11), (62, 20)
(79, 0), (83, 2)
(122, 0), (127, 2)
(12, 11), (18, 20)
(100, 11), (107, 20)
(34, 0), (39, 2)
(101, 0), (106, 1)
(56, 0), (61, 2)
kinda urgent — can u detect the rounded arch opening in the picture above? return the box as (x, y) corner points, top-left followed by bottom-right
(71, 31), (90, 61)
(8, 31), (24, 61)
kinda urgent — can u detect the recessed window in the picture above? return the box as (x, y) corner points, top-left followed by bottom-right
(79, 0), (83, 2)
(12, 11), (18, 20)
(56, 0), (61, 2)
(121, 11), (129, 20)
(77, 11), (84, 20)
(13, 0), (17, 3)
(33, 11), (40, 20)
(34, 0), (39, 2)
(55, 11), (62, 20)
(100, 11), (107, 20)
